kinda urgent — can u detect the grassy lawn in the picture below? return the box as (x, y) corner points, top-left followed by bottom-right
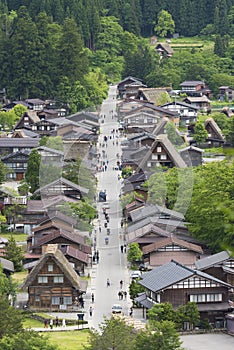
(12, 270), (28, 285)
(23, 317), (44, 328)
(48, 330), (90, 350)
(0, 233), (27, 242)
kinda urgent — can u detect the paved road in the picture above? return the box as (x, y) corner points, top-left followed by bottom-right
(180, 333), (234, 350)
(86, 85), (132, 329)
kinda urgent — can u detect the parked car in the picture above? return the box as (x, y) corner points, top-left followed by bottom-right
(130, 270), (142, 279)
(112, 304), (123, 314)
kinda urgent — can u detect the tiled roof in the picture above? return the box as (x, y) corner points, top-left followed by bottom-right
(0, 257), (14, 272)
(0, 138), (39, 148)
(180, 81), (205, 86)
(142, 236), (203, 254)
(195, 251), (231, 270)
(129, 204), (184, 223)
(139, 260), (231, 292)
(61, 245), (89, 264)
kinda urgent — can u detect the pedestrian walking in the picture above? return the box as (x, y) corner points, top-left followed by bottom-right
(129, 307), (133, 317)
(44, 319), (48, 328)
(120, 245), (123, 253)
(120, 280), (123, 289)
(107, 278), (110, 287)
(55, 316), (59, 327)
(118, 291), (123, 300)
(91, 293), (94, 303)
(49, 319), (53, 329)
(62, 319), (66, 327)
(89, 306), (93, 317)
(124, 291), (127, 299)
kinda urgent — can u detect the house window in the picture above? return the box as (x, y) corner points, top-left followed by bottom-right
(48, 264), (53, 272)
(38, 276), (48, 283)
(35, 296), (40, 302)
(54, 275), (64, 283)
(52, 297), (60, 305)
(189, 293), (222, 303)
(152, 154), (158, 160)
(160, 154), (167, 160)
(147, 162), (151, 167)
(157, 147), (162, 152)
(63, 296), (72, 305)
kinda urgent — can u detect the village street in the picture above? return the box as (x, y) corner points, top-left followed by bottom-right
(86, 84), (132, 329)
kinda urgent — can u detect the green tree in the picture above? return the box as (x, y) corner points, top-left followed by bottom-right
(186, 161), (234, 250)
(0, 265), (16, 301)
(155, 10), (175, 37)
(145, 168), (166, 205)
(176, 302), (200, 330)
(0, 298), (24, 339)
(70, 200), (96, 231)
(147, 302), (175, 323)
(25, 149), (41, 193)
(135, 320), (182, 350)
(129, 279), (145, 301)
(86, 316), (136, 350)
(127, 242), (142, 266)
(0, 330), (57, 350)
(165, 122), (183, 145)
(4, 235), (24, 272)
(193, 121), (208, 144)
(57, 18), (89, 84)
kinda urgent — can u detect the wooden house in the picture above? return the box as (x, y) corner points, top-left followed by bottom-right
(123, 103), (180, 132)
(123, 111), (161, 133)
(14, 111), (40, 130)
(137, 134), (187, 171)
(180, 80), (211, 97)
(218, 86), (234, 102)
(142, 236), (203, 268)
(1, 150), (30, 181)
(121, 146), (150, 171)
(179, 145), (203, 167)
(122, 172), (149, 197)
(183, 96), (211, 112)
(25, 98), (46, 111)
(117, 76), (144, 98)
(0, 138), (39, 157)
(155, 43), (174, 57)
(126, 133), (156, 148)
(195, 251), (234, 288)
(136, 260), (232, 327)
(60, 245), (89, 275)
(205, 118), (225, 147)
(33, 177), (89, 200)
(28, 226), (91, 256)
(125, 81), (147, 99)
(161, 101), (198, 126)
(21, 244), (86, 311)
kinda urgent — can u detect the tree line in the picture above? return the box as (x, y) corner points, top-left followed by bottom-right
(3, 0), (234, 38)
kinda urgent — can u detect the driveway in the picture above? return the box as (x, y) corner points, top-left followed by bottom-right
(180, 333), (234, 350)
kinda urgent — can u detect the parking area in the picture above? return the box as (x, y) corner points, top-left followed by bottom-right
(180, 333), (234, 350)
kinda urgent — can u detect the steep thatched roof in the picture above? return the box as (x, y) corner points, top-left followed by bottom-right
(138, 134), (187, 170)
(21, 244), (82, 291)
(205, 117), (225, 141)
